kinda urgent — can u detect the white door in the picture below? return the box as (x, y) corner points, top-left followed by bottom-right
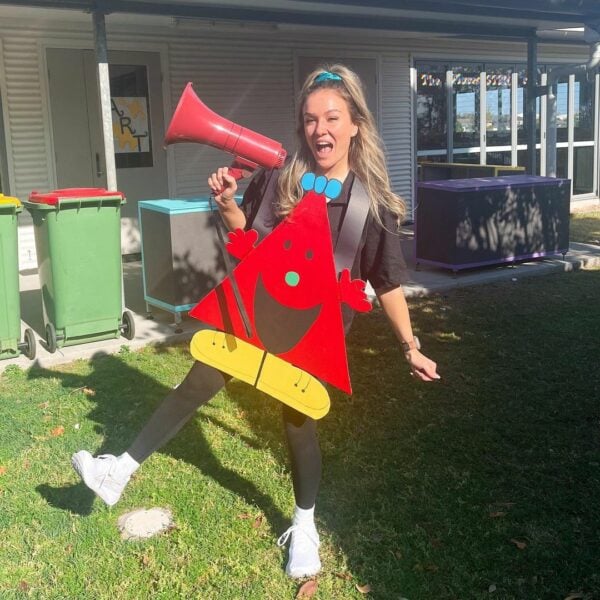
(47, 48), (169, 253)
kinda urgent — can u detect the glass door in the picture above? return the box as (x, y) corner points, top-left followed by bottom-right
(572, 71), (596, 195)
(452, 64), (482, 164)
(416, 60), (600, 199)
(485, 65), (513, 167)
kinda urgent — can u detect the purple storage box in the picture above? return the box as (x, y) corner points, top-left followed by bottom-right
(415, 175), (571, 272)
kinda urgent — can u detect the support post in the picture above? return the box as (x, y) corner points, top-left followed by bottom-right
(526, 35), (537, 175)
(546, 80), (557, 177)
(93, 7), (123, 314)
(93, 9), (117, 191)
(446, 69), (454, 162)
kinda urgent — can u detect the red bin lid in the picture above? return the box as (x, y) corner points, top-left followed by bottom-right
(28, 187), (125, 205)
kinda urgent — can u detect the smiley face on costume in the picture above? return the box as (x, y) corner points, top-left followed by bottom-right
(254, 173), (343, 311)
(251, 174), (343, 354)
(257, 232), (324, 310)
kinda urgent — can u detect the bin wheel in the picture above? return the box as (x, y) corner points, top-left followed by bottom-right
(122, 310), (135, 340)
(46, 323), (57, 353)
(23, 328), (36, 360)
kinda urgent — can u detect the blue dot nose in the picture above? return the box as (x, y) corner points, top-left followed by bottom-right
(285, 271), (300, 287)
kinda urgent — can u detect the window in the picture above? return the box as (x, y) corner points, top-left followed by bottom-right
(516, 66), (541, 146)
(573, 72), (595, 194)
(110, 64), (153, 169)
(416, 60), (598, 197)
(453, 64), (482, 151)
(555, 76), (569, 144)
(416, 63), (448, 153)
(486, 65), (512, 148)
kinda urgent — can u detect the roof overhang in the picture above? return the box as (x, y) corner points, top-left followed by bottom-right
(1, 0), (599, 42)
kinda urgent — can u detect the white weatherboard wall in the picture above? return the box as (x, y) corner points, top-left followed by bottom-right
(381, 54), (412, 212)
(0, 11), (589, 269)
(167, 37), (296, 199)
(1, 31), (53, 269)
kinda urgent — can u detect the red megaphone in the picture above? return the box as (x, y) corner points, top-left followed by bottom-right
(164, 82), (286, 178)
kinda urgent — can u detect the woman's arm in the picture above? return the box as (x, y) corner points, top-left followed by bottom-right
(376, 285), (440, 382)
(207, 166), (247, 231)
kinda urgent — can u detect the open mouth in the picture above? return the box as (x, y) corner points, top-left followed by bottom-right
(253, 274), (321, 355)
(315, 141), (333, 156)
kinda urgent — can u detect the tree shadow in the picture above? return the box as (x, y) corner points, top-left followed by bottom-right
(29, 299), (450, 596)
(416, 180), (570, 268)
(30, 268), (600, 597)
(31, 350), (286, 533)
(569, 214), (600, 246)
(267, 271), (600, 598)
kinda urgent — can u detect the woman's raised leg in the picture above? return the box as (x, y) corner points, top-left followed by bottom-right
(71, 361), (230, 506)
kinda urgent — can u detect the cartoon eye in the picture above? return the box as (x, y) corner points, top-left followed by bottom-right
(305, 249), (314, 260)
(284, 239), (292, 250)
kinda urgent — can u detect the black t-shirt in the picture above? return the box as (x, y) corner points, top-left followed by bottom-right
(241, 168), (407, 293)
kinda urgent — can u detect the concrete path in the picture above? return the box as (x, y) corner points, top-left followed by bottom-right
(2, 231), (600, 373)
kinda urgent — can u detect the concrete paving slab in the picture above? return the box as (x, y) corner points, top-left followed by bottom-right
(2, 230), (599, 373)
(399, 230), (600, 297)
(117, 507), (174, 540)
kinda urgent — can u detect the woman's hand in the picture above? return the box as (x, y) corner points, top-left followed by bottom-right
(376, 286), (441, 383)
(208, 167), (238, 212)
(207, 167), (247, 231)
(404, 349), (440, 382)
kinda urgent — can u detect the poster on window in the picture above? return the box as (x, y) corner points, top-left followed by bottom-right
(111, 96), (153, 168)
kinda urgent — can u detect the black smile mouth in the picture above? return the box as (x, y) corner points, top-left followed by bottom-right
(253, 274), (322, 354)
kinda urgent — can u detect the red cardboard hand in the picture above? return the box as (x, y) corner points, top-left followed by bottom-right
(339, 269), (372, 313)
(226, 228), (259, 260)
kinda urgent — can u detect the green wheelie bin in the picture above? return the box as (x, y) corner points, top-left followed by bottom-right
(0, 194), (36, 360)
(24, 188), (135, 353)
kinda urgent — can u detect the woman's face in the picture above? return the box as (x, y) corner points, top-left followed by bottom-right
(302, 88), (358, 180)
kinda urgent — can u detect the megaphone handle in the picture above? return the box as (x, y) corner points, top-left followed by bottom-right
(226, 167), (246, 181)
(213, 212), (253, 338)
(214, 162), (254, 195)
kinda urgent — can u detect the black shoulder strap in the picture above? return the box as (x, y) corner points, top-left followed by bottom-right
(333, 177), (370, 276)
(251, 171), (370, 276)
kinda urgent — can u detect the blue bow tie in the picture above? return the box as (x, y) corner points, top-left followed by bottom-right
(300, 172), (343, 200)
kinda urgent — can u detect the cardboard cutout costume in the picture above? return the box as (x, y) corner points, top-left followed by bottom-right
(189, 174), (372, 419)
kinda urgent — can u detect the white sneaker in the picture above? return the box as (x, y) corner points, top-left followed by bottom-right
(277, 522), (321, 579)
(71, 451), (138, 506)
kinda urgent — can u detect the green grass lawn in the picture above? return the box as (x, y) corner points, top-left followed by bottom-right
(1, 268), (599, 599)
(570, 210), (600, 245)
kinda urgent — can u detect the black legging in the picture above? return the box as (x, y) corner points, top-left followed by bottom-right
(127, 360), (321, 509)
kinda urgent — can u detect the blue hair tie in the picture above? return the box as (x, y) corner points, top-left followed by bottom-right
(314, 71), (342, 84)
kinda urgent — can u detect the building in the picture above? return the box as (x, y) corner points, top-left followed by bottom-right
(0, 0), (599, 269)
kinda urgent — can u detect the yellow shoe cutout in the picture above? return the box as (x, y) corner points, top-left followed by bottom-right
(190, 329), (331, 420)
(256, 353), (330, 420)
(190, 330), (264, 386)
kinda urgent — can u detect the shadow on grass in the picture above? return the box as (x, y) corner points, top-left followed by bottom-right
(237, 268), (600, 597)
(27, 267), (600, 597)
(31, 351), (286, 532)
(569, 213), (600, 245)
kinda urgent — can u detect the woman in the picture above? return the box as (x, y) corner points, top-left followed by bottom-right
(72, 64), (440, 579)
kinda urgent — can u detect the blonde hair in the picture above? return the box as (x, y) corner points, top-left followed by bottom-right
(277, 63), (406, 227)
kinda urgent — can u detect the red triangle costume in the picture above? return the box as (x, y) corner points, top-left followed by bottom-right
(189, 189), (371, 395)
